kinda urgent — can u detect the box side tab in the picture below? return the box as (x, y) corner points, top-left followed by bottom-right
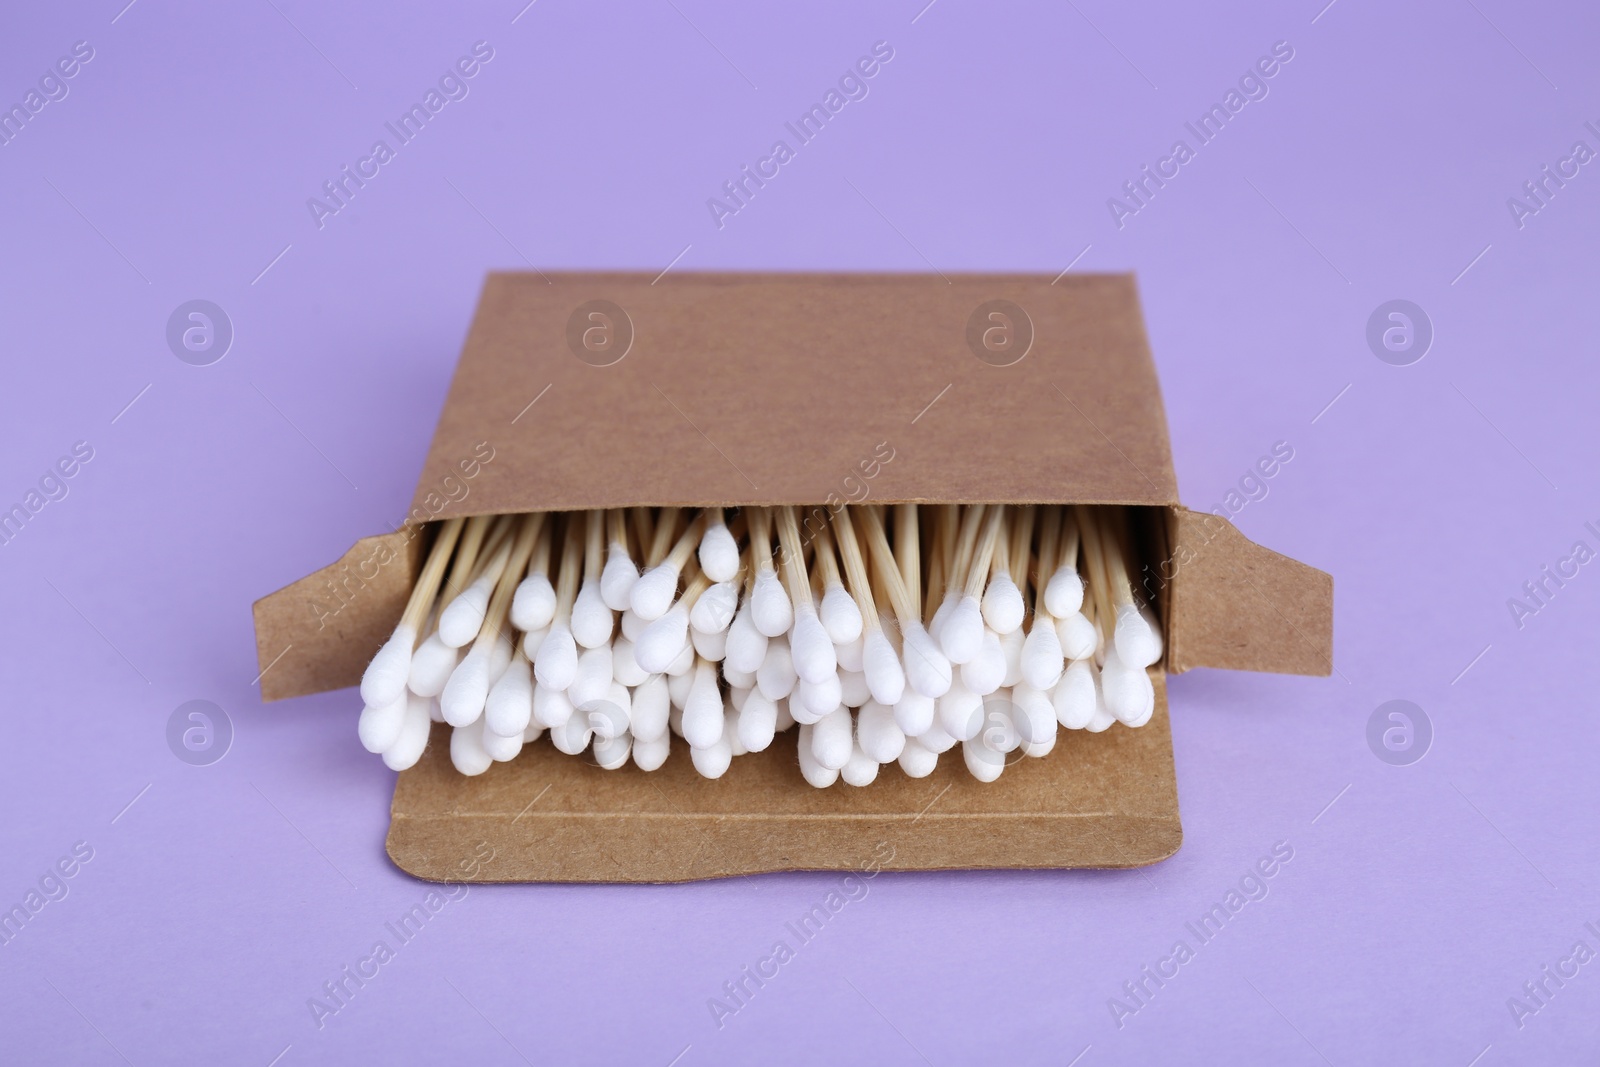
(252, 531), (423, 702)
(1165, 507), (1332, 677)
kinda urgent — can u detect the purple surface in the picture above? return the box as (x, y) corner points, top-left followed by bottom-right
(1, 1), (1596, 1063)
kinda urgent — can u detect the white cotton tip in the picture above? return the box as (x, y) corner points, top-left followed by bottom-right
(981, 573), (1026, 634)
(731, 685), (751, 712)
(750, 569), (793, 637)
(533, 622), (577, 691)
(962, 736), (1005, 783)
(1054, 658), (1098, 729)
(429, 697), (446, 723)
(940, 595), (985, 664)
(698, 521), (741, 583)
(838, 668), (871, 708)
(1057, 612), (1100, 662)
(1000, 626), (1025, 688)
(600, 543), (639, 611)
(691, 624), (728, 662)
(520, 625), (548, 662)
(358, 690), (409, 754)
(667, 667), (693, 708)
(593, 731), (632, 770)
(632, 730), (670, 771)
(630, 675), (671, 742)
(683, 662), (725, 749)
(790, 604), (837, 684)
(584, 683), (632, 740)
(901, 622), (952, 699)
(568, 645), (615, 712)
(841, 741), (880, 787)
(938, 680), (984, 741)
(1044, 564), (1085, 619)
(611, 636), (649, 687)
(484, 656), (534, 738)
(980, 694), (1022, 753)
(1010, 683), (1057, 746)
(756, 638), (798, 701)
(483, 726), (523, 763)
(440, 648), (490, 728)
(919, 714), (958, 754)
(533, 682), (574, 729)
(834, 633), (865, 673)
(620, 607), (647, 641)
(929, 592), (958, 642)
(819, 582), (864, 644)
(636, 604), (691, 675)
(1114, 603), (1163, 669)
(727, 721), (748, 758)
(664, 641), (694, 676)
(408, 631), (460, 698)
(893, 690), (936, 736)
(510, 572), (557, 632)
(812, 706), (853, 771)
(1021, 618), (1065, 690)
(774, 696), (796, 733)
(361, 624), (417, 708)
(522, 719), (545, 743)
(1101, 649), (1155, 726)
(449, 718), (494, 776)
(690, 581), (740, 634)
(737, 689), (779, 752)
(668, 703), (684, 738)
(858, 700), (905, 763)
(629, 563), (681, 621)
(571, 579), (614, 649)
(551, 708), (593, 754)
(724, 600), (769, 673)
(382, 694), (432, 771)
(722, 663), (756, 689)
(438, 580), (492, 648)
(1022, 729), (1056, 758)
(488, 633), (513, 685)
(795, 671), (843, 720)
(797, 724), (840, 787)
(897, 736), (938, 778)
(787, 691), (824, 725)
(862, 628), (906, 706)
(690, 720), (733, 779)
(960, 630), (1008, 696)
(1086, 699), (1117, 733)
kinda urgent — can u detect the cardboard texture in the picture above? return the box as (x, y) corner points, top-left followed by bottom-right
(252, 272), (1333, 882)
(387, 675), (1179, 883)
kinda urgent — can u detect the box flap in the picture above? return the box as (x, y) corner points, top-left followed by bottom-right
(411, 272), (1179, 518)
(386, 671), (1181, 882)
(1164, 507), (1333, 676)
(252, 531), (424, 702)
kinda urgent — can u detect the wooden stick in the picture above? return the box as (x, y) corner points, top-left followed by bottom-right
(774, 506), (815, 608)
(554, 515), (583, 621)
(1074, 505), (1116, 642)
(399, 517), (465, 633)
(438, 514), (494, 604)
(1099, 507), (1134, 607)
(585, 509), (604, 580)
(949, 503), (988, 599)
(854, 505), (919, 625)
(896, 504), (920, 615)
(608, 508), (630, 555)
(963, 505), (1005, 599)
(1008, 505), (1035, 590)
(663, 510), (707, 570)
(1034, 505), (1061, 616)
(527, 513), (553, 579)
(646, 508), (679, 567)
(481, 515), (540, 643)
(828, 507), (879, 629)
(631, 507), (653, 559)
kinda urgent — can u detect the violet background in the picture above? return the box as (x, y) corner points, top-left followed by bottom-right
(2, 0), (1596, 1063)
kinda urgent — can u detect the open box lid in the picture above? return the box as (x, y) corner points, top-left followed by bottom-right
(251, 273), (1332, 881)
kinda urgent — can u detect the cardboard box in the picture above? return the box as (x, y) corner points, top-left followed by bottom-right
(253, 272), (1332, 883)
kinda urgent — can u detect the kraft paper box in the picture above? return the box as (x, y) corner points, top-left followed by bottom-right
(253, 272), (1332, 883)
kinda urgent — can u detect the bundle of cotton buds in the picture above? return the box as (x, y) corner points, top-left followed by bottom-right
(356, 502), (1163, 786)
